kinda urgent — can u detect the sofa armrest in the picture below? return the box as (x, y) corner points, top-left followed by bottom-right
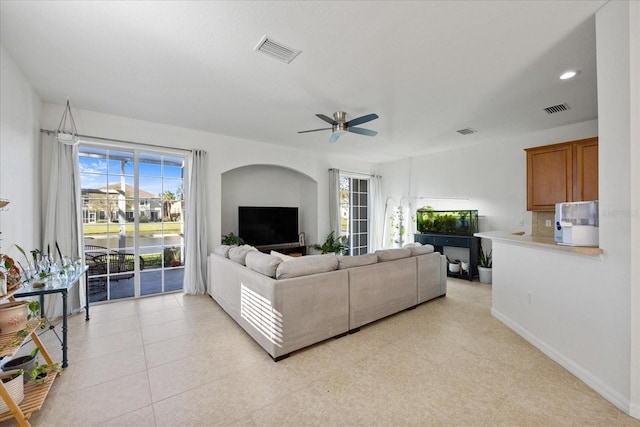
(416, 252), (447, 304)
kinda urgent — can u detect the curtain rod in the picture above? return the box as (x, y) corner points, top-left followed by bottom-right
(330, 168), (381, 178)
(40, 129), (193, 153)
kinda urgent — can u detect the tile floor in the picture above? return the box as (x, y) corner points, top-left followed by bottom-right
(5, 278), (640, 426)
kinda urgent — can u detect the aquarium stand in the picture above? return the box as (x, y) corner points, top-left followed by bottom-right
(414, 233), (479, 281)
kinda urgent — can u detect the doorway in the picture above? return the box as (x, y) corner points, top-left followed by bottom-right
(79, 145), (185, 302)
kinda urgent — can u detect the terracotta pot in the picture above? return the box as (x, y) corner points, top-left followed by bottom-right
(0, 301), (28, 335)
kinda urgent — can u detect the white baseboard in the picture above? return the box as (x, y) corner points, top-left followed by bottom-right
(491, 307), (635, 418)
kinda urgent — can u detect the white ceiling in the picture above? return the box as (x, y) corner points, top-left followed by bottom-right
(0, 1), (605, 164)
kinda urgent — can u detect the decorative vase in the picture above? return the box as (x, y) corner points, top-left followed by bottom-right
(0, 371), (25, 413)
(449, 262), (461, 273)
(0, 301), (28, 335)
(478, 266), (492, 284)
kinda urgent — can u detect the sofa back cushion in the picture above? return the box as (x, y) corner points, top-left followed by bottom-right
(228, 245), (258, 265)
(408, 244), (435, 256)
(337, 253), (378, 270)
(276, 254), (339, 279)
(214, 245), (232, 258)
(374, 248), (411, 262)
(245, 251), (283, 278)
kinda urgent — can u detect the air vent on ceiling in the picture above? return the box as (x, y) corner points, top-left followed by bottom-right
(544, 103), (570, 114)
(254, 35), (301, 64)
(456, 127), (477, 135)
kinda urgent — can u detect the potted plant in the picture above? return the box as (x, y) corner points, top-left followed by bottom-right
(478, 245), (492, 284)
(28, 361), (59, 385)
(0, 369), (24, 413)
(221, 232), (244, 246)
(1, 348), (39, 383)
(312, 231), (348, 254)
(447, 257), (461, 273)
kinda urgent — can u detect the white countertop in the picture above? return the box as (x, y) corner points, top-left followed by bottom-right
(474, 231), (604, 255)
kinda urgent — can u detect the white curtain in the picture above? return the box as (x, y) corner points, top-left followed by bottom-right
(42, 133), (83, 318)
(183, 149), (208, 294)
(328, 168), (341, 237)
(369, 175), (385, 251)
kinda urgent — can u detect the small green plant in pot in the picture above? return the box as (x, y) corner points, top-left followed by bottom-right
(28, 361), (60, 385)
(313, 231), (348, 254)
(1, 347), (39, 383)
(221, 232), (244, 246)
(478, 245), (492, 284)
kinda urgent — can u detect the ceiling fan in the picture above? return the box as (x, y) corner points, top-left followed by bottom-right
(298, 111), (379, 143)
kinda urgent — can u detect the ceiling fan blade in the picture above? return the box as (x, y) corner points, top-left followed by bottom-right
(346, 113), (378, 127)
(348, 127), (377, 137)
(298, 127), (333, 134)
(316, 114), (338, 125)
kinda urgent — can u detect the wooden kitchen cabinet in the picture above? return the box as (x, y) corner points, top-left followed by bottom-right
(525, 137), (598, 211)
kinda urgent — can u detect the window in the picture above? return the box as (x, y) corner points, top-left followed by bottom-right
(79, 145), (185, 303)
(340, 175), (369, 255)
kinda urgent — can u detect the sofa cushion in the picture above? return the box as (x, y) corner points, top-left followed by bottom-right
(276, 254), (338, 279)
(214, 245), (232, 258)
(270, 250), (294, 261)
(228, 245), (258, 265)
(375, 248), (411, 262)
(402, 242), (419, 248)
(246, 251), (283, 278)
(337, 253), (378, 270)
(408, 244), (435, 256)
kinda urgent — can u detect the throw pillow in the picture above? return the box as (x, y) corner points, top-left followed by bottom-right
(408, 244), (435, 256)
(337, 253), (378, 270)
(375, 248), (411, 262)
(270, 250), (294, 261)
(246, 251), (283, 278)
(228, 245), (258, 265)
(276, 254), (338, 279)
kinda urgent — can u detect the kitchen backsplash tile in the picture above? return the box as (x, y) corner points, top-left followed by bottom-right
(532, 211), (555, 237)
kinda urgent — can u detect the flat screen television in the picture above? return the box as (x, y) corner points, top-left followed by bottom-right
(238, 206), (299, 246)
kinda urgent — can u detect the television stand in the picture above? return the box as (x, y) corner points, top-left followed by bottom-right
(256, 243), (306, 257)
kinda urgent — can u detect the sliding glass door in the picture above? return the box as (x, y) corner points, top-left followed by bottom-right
(79, 145), (185, 303)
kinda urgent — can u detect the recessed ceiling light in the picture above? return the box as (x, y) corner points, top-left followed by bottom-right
(560, 70), (578, 80)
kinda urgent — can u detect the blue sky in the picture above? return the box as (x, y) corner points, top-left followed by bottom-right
(79, 149), (184, 197)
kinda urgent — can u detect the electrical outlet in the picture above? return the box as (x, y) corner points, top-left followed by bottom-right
(518, 218), (524, 227)
(545, 220), (552, 227)
(527, 292), (533, 304)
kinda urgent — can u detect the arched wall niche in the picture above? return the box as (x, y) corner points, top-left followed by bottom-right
(221, 164), (318, 247)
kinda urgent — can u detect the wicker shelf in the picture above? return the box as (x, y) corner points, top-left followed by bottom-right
(0, 319), (42, 358)
(0, 294), (57, 426)
(0, 370), (57, 423)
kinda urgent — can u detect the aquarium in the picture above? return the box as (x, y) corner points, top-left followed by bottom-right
(415, 208), (478, 236)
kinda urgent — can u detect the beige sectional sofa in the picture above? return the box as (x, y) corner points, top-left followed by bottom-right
(208, 244), (446, 361)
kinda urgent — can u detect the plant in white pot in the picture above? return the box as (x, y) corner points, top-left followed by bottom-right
(478, 245), (492, 284)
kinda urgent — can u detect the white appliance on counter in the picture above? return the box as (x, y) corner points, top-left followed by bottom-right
(555, 200), (599, 247)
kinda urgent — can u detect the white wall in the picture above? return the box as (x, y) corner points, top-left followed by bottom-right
(221, 165), (317, 245)
(0, 45), (42, 258)
(38, 104), (376, 253)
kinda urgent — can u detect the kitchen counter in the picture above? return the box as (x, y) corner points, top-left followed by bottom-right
(474, 230), (604, 255)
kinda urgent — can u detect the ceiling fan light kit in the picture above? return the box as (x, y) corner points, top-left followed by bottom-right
(299, 111), (379, 143)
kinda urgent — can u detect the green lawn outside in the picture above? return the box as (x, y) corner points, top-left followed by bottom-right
(83, 222), (183, 236)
